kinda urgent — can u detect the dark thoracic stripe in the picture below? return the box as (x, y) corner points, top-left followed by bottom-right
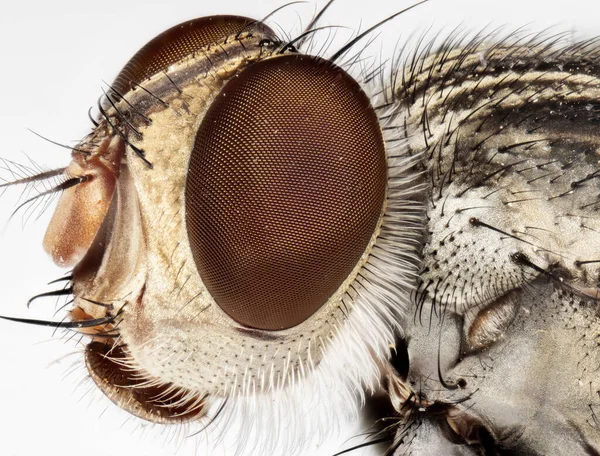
(396, 33), (600, 313)
(396, 35), (600, 210)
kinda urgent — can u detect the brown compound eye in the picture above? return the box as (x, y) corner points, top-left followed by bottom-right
(185, 54), (387, 331)
(112, 15), (277, 94)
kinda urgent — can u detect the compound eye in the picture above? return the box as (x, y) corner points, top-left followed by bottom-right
(185, 54), (387, 330)
(112, 15), (276, 94)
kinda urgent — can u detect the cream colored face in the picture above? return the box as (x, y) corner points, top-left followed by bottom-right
(0, 2), (422, 454)
(1, 1), (600, 456)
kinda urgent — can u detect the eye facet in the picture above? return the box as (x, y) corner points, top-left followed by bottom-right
(112, 15), (276, 94)
(185, 54), (387, 330)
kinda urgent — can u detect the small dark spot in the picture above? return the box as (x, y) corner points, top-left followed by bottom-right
(511, 251), (529, 265)
(389, 336), (410, 381)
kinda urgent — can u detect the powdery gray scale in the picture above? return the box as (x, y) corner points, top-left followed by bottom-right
(377, 32), (600, 455)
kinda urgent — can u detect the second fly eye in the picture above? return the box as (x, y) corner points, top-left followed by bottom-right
(185, 54), (387, 331)
(112, 15), (277, 94)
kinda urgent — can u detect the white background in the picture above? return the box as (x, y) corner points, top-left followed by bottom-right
(0, 1), (598, 455)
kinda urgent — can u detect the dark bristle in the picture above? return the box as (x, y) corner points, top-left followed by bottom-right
(0, 314), (114, 329)
(260, 1), (305, 25)
(101, 87), (142, 137)
(47, 275), (74, 285)
(515, 255), (600, 303)
(27, 288), (74, 308)
(27, 129), (91, 156)
(53, 299), (74, 318)
(81, 297), (114, 309)
(234, 1), (303, 40)
(575, 259), (600, 266)
(295, 0), (336, 48)
(10, 175), (87, 218)
(330, 1), (429, 63)
(469, 217), (536, 247)
(97, 97), (153, 168)
(130, 81), (168, 107)
(436, 312), (459, 390)
(0, 167), (66, 189)
(104, 82), (152, 125)
(163, 71), (182, 94)
(278, 25), (344, 54)
(332, 437), (393, 456)
(87, 106), (99, 127)
(456, 160), (528, 198)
